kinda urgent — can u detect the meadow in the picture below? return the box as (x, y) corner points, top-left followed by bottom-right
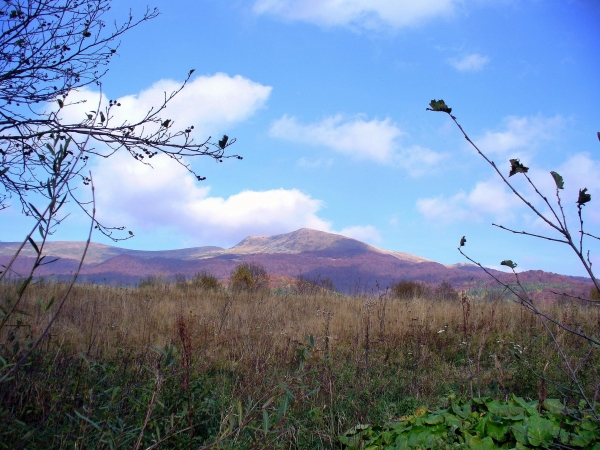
(1, 278), (598, 448)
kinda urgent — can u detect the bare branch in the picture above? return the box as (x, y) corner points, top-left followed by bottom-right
(492, 223), (569, 244)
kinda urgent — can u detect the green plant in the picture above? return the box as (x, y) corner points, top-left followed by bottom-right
(390, 281), (430, 300)
(191, 271), (221, 291)
(229, 262), (270, 293)
(340, 394), (600, 449)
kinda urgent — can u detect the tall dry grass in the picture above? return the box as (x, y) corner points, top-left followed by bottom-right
(1, 280), (598, 448)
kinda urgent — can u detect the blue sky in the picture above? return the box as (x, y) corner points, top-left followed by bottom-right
(3, 0), (600, 276)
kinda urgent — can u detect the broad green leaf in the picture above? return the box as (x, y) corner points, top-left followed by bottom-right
(452, 402), (471, 419)
(550, 171), (564, 189)
(486, 420), (509, 442)
(509, 159), (529, 177)
(511, 395), (539, 416)
(527, 415), (558, 447)
(541, 398), (565, 414)
(465, 433), (497, 450)
(560, 430), (593, 447)
(511, 423), (529, 445)
(423, 414), (444, 425)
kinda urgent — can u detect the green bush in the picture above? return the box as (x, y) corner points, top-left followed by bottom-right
(191, 270), (221, 290)
(340, 394), (600, 449)
(229, 262), (269, 293)
(391, 280), (429, 299)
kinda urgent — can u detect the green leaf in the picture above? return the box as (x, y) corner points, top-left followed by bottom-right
(18, 277), (32, 297)
(500, 260), (517, 269)
(74, 410), (102, 431)
(27, 237), (39, 255)
(577, 188), (591, 206)
(262, 409), (269, 436)
(487, 420), (510, 442)
(509, 159), (529, 177)
(510, 395), (539, 416)
(550, 171), (564, 189)
(427, 99), (452, 114)
(541, 398), (565, 414)
(527, 415), (558, 446)
(423, 414), (445, 425)
(511, 423), (530, 445)
(465, 433), (497, 450)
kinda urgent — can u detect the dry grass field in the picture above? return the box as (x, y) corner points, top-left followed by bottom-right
(1, 280), (599, 448)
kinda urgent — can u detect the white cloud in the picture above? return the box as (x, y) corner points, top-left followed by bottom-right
(270, 114), (401, 163)
(91, 153), (333, 246)
(339, 225), (382, 244)
(474, 115), (564, 160)
(395, 145), (448, 176)
(271, 114), (446, 173)
(60, 73), (272, 138)
(416, 179), (520, 225)
(447, 53), (490, 72)
(253, 0), (457, 31)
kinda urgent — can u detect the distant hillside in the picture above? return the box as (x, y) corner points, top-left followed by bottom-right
(0, 228), (593, 295)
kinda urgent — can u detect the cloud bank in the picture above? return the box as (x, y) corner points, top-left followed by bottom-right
(474, 115), (565, 160)
(60, 73), (272, 138)
(270, 114), (445, 175)
(416, 179), (520, 225)
(253, 0), (458, 31)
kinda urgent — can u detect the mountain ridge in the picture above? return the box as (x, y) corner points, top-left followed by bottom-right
(0, 228), (592, 295)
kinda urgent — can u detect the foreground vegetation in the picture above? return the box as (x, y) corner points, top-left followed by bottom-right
(1, 279), (598, 448)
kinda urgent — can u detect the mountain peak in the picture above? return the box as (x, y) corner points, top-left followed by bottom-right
(228, 228), (359, 255)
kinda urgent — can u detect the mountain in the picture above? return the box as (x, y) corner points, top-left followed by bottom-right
(0, 228), (593, 295)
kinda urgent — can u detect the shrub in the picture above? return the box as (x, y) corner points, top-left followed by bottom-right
(229, 262), (269, 293)
(390, 280), (429, 299)
(435, 280), (459, 301)
(590, 287), (600, 301)
(191, 271), (221, 291)
(294, 274), (337, 295)
(138, 275), (166, 288)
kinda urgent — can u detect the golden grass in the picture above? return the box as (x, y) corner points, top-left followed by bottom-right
(6, 281), (598, 381)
